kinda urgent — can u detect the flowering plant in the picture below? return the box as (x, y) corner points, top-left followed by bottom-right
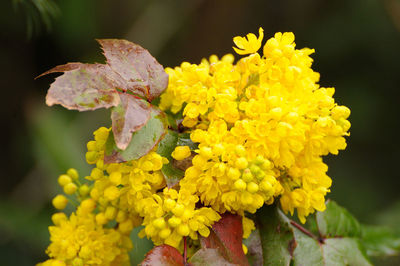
(37, 28), (399, 266)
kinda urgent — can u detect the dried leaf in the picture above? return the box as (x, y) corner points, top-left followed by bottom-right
(243, 229), (263, 266)
(98, 39), (169, 101)
(141, 244), (184, 266)
(41, 63), (121, 111)
(104, 107), (167, 163)
(189, 248), (236, 266)
(201, 213), (249, 266)
(111, 94), (151, 150)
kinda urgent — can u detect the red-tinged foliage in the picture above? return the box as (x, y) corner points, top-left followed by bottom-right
(201, 213), (249, 266)
(189, 248), (236, 266)
(111, 94), (151, 150)
(104, 107), (167, 163)
(98, 39), (169, 101)
(141, 244), (185, 266)
(40, 63), (122, 111)
(38, 39), (169, 154)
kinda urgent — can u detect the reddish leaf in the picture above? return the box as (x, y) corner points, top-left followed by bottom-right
(111, 94), (151, 150)
(141, 244), (184, 266)
(104, 107), (167, 163)
(243, 229), (263, 266)
(98, 39), (169, 101)
(201, 213), (249, 266)
(189, 248), (236, 266)
(41, 63), (122, 111)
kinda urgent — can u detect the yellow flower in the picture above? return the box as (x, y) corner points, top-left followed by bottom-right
(52, 195), (68, 210)
(160, 30), (350, 221)
(233, 27), (264, 55)
(172, 146), (192, 160)
(44, 205), (131, 265)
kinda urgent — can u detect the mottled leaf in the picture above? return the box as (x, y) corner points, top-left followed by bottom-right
(98, 39), (169, 101)
(257, 205), (296, 266)
(189, 248), (235, 266)
(243, 229), (263, 266)
(362, 225), (400, 257)
(40, 63), (121, 111)
(201, 213), (249, 265)
(111, 94), (151, 150)
(316, 200), (361, 238)
(141, 244), (184, 266)
(156, 130), (184, 187)
(105, 107), (167, 163)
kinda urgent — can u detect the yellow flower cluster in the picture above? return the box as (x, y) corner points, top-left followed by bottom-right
(160, 29), (350, 223)
(138, 187), (220, 248)
(41, 127), (222, 264)
(41, 28), (350, 265)
(40, 202), (132, 266)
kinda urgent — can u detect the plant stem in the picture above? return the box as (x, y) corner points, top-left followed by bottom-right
(183, 236), (187, 264)
(290, 220), (324, 244)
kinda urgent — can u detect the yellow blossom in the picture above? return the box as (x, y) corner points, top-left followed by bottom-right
(233, 27), (264, 55)
(172, 146), (192, 160)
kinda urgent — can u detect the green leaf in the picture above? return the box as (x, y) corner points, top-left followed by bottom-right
(141, 244), (184, 266)
(316, 200), (361, 238)
(190, 248), (235, 266)
(104, 108), (167, 163)
(156, 130), (184, 187)
(322, 238), (371, 266)
(361, 225), (400, 257)
(291, 226), (324, 266)
(177, 132), (198, 150)
(200, 213), (249, 265)
(291, 223), (372, 266)
(290, 200), (372, 266)
(257, 204), (296, 266)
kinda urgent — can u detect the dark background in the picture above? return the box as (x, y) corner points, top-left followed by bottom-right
(1, 0), (400, 265)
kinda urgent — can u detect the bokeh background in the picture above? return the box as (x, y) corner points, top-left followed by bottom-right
(1, 0), (400, 265)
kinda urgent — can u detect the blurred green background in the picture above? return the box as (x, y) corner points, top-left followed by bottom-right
(1, 0), (400, 265)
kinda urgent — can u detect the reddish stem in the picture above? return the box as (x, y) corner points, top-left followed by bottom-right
(290, 220), (324, 244)
(183, 236), (187, 264)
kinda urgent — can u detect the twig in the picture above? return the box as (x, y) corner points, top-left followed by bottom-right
(290, 220), (324, 244)
(183, 236), (188, 264)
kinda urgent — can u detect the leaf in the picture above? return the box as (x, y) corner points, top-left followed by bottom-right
(293, 227), (372, 266)
(323, 238), (371, 265)
(105, 107), (167, 163)
(39, 63), (121, 111)
(177, 133), (198, 150)
(141, 244), (184, 266)
(316, 200), (361, 238)
(201, 213), (249, 265)
(156, 130), (184, 187)
(111, 94), (151, 150)
(289, 200), (372, 266)
(257, 204), (296, 266)
(361, 225), (400, 257)
(243, 229), (263, 266)
(291, 226), (324, 266)
(189, 248), (236, 266)
(98, 39), (169, 101)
